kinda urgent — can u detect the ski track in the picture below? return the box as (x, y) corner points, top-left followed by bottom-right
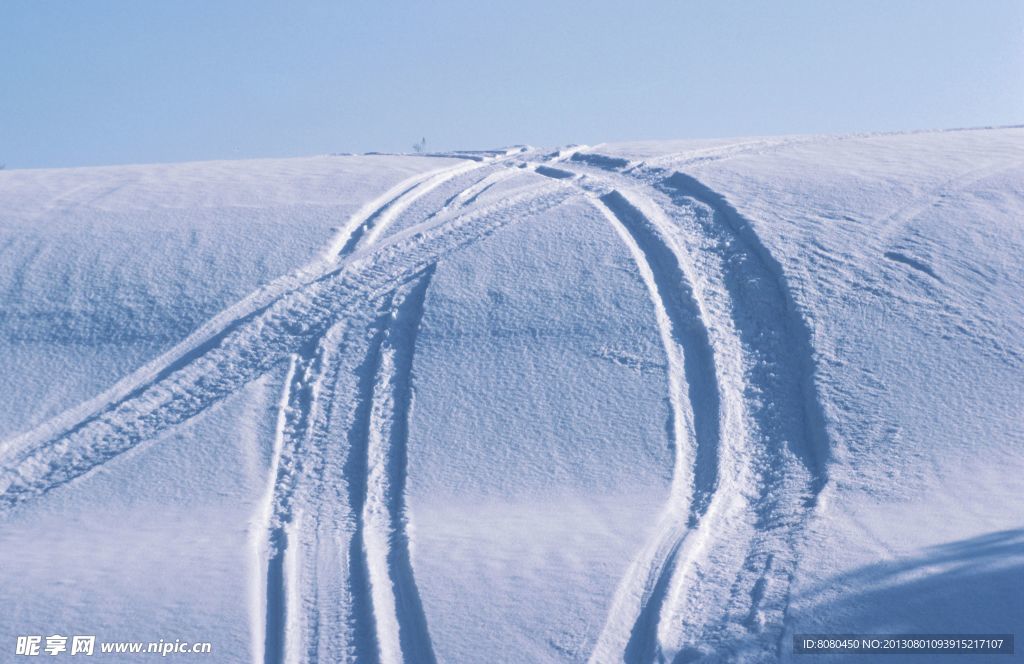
(1, 140), (844, 663)
(533, 154), (830, 662)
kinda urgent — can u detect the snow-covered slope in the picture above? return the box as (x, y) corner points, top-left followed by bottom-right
(0, 130), (1020, 663)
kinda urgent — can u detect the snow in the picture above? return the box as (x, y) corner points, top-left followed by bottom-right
(0, 155), (459, 439)
(0, 130), (1021, 663)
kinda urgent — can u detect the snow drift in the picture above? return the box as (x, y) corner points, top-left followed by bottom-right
(0, 129), (1021, 663)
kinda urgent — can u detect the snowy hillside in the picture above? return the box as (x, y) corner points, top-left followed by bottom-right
(1, 129), (1021, 663)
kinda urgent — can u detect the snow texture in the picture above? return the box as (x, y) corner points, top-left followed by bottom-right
(1, 130), (1021, 663)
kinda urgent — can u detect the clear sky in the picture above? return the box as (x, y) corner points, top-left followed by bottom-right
(2, 0), (1022, 169)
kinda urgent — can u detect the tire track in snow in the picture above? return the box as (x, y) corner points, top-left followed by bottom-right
(437, 168), (521, 214)
(3, 143), (836, 662)
(585, 184), (729, 664)
(0, 157), (573, 664)
(262, 345), (325, 664)
(267, 307), (397, 664)
(270, 270), (437, 664)
(595, 190), (726, 664)
(358, 270), (437, 664)
(259, 318), (367, 664)
(258, 354), (300, 664)
(531, 162), (725, 662)
(259, 150), (537, 662)
(537, 157), (830, 661)
(257, 154), (496, 662)
(648, 170), (827, 662)
(596, 191), (722, 521)
(0, 159), (487, 503)
(256, 145), (540, 659)
(330, 161), (481, 259)
(0, 182), (574, 511)
(655, 171), (829, 485)
(328, 147), (530, 259)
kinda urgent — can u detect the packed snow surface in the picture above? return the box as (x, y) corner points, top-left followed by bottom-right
(0, 130), (1021, 663)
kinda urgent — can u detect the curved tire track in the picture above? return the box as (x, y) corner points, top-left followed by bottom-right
(536, 157), (830, 662)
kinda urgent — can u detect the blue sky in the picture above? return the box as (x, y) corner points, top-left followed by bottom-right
(2, 0), (1022, 168)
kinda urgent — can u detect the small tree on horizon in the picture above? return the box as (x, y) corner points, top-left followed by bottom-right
(412, 137), (426, 154)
